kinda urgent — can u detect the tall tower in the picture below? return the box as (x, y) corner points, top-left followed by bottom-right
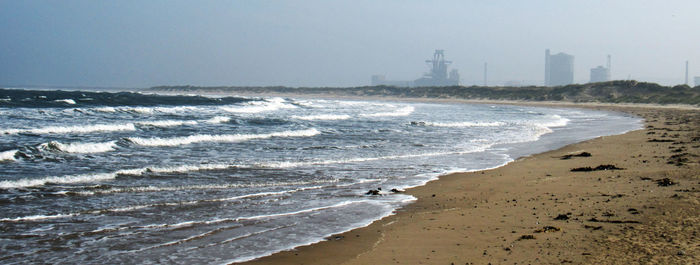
(484, 62), (488, 86)
(686, 61), (689, 85)
(607, 54), (612, 79)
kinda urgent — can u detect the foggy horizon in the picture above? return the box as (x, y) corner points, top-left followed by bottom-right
(1, 1), (699, 88)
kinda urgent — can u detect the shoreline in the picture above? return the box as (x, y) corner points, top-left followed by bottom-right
(241, 103), (699, 264)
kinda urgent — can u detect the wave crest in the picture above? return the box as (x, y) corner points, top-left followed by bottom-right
(0, 149), (18, 161)
(126, 128), (320, 147)
(292, 114), (351, 121)
(39, 141), (118, 154)
(1, 123), (137, 135)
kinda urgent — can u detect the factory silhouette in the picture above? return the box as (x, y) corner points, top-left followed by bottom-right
(372, 50), (460, 87)
(372, 49), (665, 87)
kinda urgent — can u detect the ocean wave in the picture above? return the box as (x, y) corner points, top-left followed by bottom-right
(0, 88), (251, 108)
(0, 123), (137, 135)
(140, 200), (372, 231)
(126, 128), (320, 147)
(76, 179), (337, 196)
(220, 97), (296, 114)
(291, 114), (351, 121)
(0, 149), (18, 161)
(0, 163), (236, 189)
(0, 213), (78, 222)
(360, 106), (414, 117)
(0, 172), (118, 189)
(204, 116), (231, 124)
(93, 107), (117, 113)
(0, 118), (204, 136)
(53, 99), (76, 105)
(262, 148), (489, 169)
(413, 121), (505, 127)
(537, 115), (570, 127)
(39, 140), (118, 154)
(136, 120), (199, 127)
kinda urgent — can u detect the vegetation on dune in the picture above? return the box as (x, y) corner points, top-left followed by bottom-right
(148, 80), (700, 106)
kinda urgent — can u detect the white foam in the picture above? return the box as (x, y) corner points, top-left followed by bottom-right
(0, 213), (78, 222)
(0, 149), (18, 161)
(93, 107), (117, 113)
(79, 179), (338, 196)
(148, 200), (370, 231)
(220, 98), (296, 114)
(0, 123), (137, 135)
(291, 114), (351, 121)
(153, 106), (199, 114)
(0, 172), (117, 189)
(0, 162), (241, 189)
(39, 140), (118, 154)
(204, 116), (231, 124)
(137, 120), (198, 127)
(538, 115), (570, 127)
(53, 99), (76, 104)
(421, 121), (505, 127)
(263, 148), (489, 169)
(360, 106), (414, 117)
(125, 107), (154, 114)
(126, 128), (320, 147)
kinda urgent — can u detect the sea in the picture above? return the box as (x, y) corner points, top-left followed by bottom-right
(0, 89), (642, 264)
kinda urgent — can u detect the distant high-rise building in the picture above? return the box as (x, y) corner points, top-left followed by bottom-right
(590, 66), (610, 83)
(544, 49), (574, 86)
(695, 76), (700, 87)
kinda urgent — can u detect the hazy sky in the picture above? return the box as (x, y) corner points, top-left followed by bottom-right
(1, 0), (699, 88)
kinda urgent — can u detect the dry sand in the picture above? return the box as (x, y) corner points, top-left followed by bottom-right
(242, 105), (699, 265)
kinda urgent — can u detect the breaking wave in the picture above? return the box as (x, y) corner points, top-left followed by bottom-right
(360, 106), (414, 117)
(0, 88), (251, 108)
(292, 114), (351, 121)
(413, 121), (505, 127)
(220, 97), (296, 114)
(136, 120), (198, 128)
(53, 99), (76, 105)
(204, 116), (231, 124)
(39, 141), (118, 154)
(0, 123), (137, 135)
(0, 149), (18, 161)
(126, 128), (320, 147)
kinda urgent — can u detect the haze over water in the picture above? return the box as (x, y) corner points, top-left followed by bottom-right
(1, 1), (699, 87)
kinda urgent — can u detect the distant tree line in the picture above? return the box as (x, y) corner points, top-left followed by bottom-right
(148, 80), (700, 106)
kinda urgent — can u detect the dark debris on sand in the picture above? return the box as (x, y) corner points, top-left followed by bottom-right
(571, 164), (624, 172)
(560, 152), (592, 160)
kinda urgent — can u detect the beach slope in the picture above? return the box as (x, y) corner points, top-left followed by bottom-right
(244, 105), (699, 265)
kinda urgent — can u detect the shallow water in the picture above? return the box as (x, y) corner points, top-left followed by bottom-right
(0, 90), (641, 264)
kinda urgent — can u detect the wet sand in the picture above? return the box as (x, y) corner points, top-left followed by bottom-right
(241, 104), (699, 265)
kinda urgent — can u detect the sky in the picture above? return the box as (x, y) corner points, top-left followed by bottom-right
(1, 0), (699, 88)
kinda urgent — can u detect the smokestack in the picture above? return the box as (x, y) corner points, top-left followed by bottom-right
(686, 61), (689, 85)
(484, 62), (488, 86)
(545, 49), (551, 86)
(607, 55), (612, 81)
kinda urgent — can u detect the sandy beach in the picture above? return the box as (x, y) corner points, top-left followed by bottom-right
(243, 104), (699, 265)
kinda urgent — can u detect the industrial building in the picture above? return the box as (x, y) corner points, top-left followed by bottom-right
(371, 50), (459, 87)
(413, 50), (460, 87)
(590, 55), (612, 83)
(544, 49), (574, 86)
